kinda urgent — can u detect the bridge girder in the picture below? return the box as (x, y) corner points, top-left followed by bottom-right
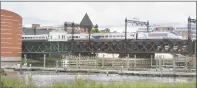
(22, 39), (195, 55)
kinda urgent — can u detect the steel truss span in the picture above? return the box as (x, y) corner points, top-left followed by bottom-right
(22, 39), (195, 55)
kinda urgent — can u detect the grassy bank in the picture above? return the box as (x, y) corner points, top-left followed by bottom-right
(1, 76), (196, 88)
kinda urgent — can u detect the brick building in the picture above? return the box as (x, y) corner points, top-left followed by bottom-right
(1, 9), (22, 61)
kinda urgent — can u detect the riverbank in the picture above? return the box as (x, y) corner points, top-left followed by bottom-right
(2, 76), (196, 88)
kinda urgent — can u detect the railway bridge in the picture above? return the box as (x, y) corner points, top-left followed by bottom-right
(22, 16), (196, 58)
(22, 39), (195, 58)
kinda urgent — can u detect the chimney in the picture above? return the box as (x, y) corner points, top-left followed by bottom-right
(32, 24), (40, 35)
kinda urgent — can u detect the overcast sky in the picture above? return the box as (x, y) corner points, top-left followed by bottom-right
(2, 2), (196, 32)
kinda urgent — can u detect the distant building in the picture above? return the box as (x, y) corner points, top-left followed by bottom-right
(136, 27), (154, 32)
(64, 13), (95, 34)
(174, 25), (196, 40)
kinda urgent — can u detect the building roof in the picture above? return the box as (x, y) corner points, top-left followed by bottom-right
(80, 13), (93, 27)
(22, 27), (52, 35)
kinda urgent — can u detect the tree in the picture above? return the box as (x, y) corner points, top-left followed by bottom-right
(91, 24), (100, 34)
(105, 28), (110, 33)
(91, 28), (100, 34)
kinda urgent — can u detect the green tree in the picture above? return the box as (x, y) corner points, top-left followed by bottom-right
(91, 24), (100, 34)
(91, 28), (100, 33)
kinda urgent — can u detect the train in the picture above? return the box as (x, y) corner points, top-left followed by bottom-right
(67, 31), (183, 40)
(22, 31), (183, 41)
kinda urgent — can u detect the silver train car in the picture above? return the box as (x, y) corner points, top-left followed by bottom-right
(66, 32), (183, 40)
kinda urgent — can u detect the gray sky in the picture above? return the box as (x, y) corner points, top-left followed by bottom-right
(2, 2), (196, 32)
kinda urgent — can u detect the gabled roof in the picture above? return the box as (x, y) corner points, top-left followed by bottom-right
(80, 13), (93, 28)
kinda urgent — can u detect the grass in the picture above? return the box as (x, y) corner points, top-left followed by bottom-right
(1, 75), (196, 88)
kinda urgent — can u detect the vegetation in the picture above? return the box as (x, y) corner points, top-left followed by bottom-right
(1, 75), (196, 88)
(91, 28), (100, 34)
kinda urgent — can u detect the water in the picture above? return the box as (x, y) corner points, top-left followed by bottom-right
(2, 62), (195, 87)
(19, 71), (194, 87)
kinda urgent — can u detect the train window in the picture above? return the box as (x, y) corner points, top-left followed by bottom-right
(117, 35), (120, 37)
(113, 35), (116, 37)
(105, 35), (108, 38)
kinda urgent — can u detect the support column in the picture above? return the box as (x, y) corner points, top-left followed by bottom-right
(151, 55), (153, 68)
(56, 60), (58, 71)
(127, 54), (130, 70)
(134, 55), (136, 70)
(78, 53), (81, 69)
(102, 54), (104, 69)
(95, 53), (97, 69)
(185, 55), (188, 72)
(173, 55), (176, 73)
(156, 58), (158, 71)
(112, 53), (114, 68)
(195, 42), (196, 72)
(24, 54), (27, 65)
(43, 54), (46, 68)
(163, 59), (165, 67)
(159, 58), (162, 71)
(76, 55), (78, 70)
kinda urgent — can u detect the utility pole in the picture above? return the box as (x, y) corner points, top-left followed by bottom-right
(187, 16), (196, 55)
(71, 22), (75, 53)
(125, 18), (150, 53)
(125, 18), (127, 54)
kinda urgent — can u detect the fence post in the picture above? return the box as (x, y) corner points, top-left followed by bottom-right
(159, 58), (162, 71)
(185, 55), (188, 72)
(156, 57), (158, 71)
(151, 55), (153, 68)
(24, 54), (27, 65)
(95, 53), (97, 69)
(127, 54), (130, 70)
(79, 53), (81, 69)
(56, 60), (58, 71)
(173, 55), (176, 74)
(43, 54), (46, 68)
(195, 42), (196, 72)
(102, 54), (104, 69)
(112, 53), (114, 68)
(76, 55), (78, 70)
(134, 55), (136, 70)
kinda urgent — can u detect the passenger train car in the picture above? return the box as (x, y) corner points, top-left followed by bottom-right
(22, 31), (183, 41)
(67, 31), (183, 40)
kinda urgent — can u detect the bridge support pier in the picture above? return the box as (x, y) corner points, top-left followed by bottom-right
(43, 54), (46, 68)
(173, 55), (176, 73)
(102, 54), (104, 69)
(78, 53), (81, 69)
(24, 54), (27, 65)
(127, 54), (130, 70)
(185, 55), (188, 72)
(134, 55), (136, 71)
